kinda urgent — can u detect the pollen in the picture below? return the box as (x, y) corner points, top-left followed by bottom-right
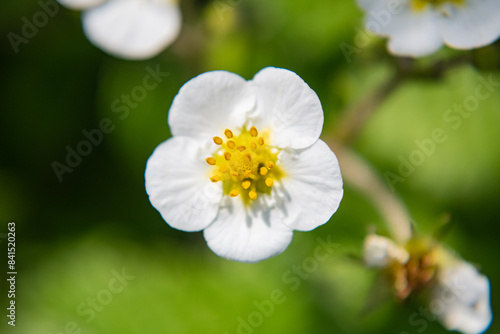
(224, 129), (233, 139)
(206, 126), (283, 204)
(250, 126), (258, 137)
(265, 178), (273, 187)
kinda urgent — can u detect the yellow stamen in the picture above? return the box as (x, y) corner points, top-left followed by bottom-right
(224, 152), (231, 160)
(249, 191), (257, 200)
(258, 137), (265, 146)
(206, 157), (216, 165)
(230, 171), (239, 177)
(213, 136), (223, 145)
(210, 175), (221, 183)
(244, 170), (252, 178)
(237, 145), (246, 152)
(250, 126), (258, 137)
(229, 190), (239, 197)
(224, 129), (233, 139)
(260, 167), (268, 176)
(227, 140), (236, 149)
(242, 181), (251, 189)
(265, 178), (273, 187)
(250, 142), (257, 149)
(219, 166), (228, 173)
(267, 161), (274, 169)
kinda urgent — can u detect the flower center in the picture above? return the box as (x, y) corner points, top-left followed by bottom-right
(205, 126), (283, 203)
(411, 0), (464, 11)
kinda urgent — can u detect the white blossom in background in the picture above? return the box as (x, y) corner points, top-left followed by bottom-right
(356, 0), (500, 57)
(362, 233), (492, 334)
(58, 0), (182, 60)
(145, 67), (344, 263)
(363, 234), (409, 267)
(432, 261), (492, 334)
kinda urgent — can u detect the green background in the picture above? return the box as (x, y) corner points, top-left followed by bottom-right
(1, 0), (499, 333)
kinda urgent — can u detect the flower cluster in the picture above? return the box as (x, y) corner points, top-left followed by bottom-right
(145, 67), (344, 263)
(363, 234), (492, 334)
(357, 0), (500, 57)
(58, 0), (181, 59)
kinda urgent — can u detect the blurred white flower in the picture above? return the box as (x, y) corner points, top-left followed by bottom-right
(59, 0), (182, 60)
(145, 67), (343, 263)
(356, 0), (500, 57)
(432, 261), (492, 334)
(363, 234), (409, 267)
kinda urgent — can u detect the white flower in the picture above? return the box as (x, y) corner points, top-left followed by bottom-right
(363, 234), (409, 267)
(58, 0), (182, 60)
(145, 67), (343, 263)
(431, 261), (492, 334)
(356, 0), (500, 57)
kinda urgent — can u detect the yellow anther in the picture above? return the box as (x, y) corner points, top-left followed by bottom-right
(249, 191), (257, 200)
(267, 161), (274, 169)
(250, 142), (257, 149)
(224, 152), (231, 160)
(242, 181), (251, 189)
(250, 126), (258, 137)
(219, 166), (228, 173)
(229, 190), (239, 197)
(258, 137), (265, 146)
(213, 136), (223, 145)
(210, 175), (221, 183)
(259, 167), (268, 176)
(265, 178), (273, 187)
(206, 157), (216, 165)
(224, 129), (233, 139)
(227, 140), (236, 149)
(230, 171), (239, 177)
(246, 154), (252, 162)
(237, 145), (246, 152)
(244, 170), (252, 178)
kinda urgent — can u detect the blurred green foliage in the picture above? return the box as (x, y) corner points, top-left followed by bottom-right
(0, 0), (499, 333)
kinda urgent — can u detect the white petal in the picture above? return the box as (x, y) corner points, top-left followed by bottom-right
(168, 71), (255, 142)
(363, 234), (409, 267)
(203, 198), (293, 263)
(437, 0), (500, 50)
(386, 8), (443, 57)
(145, 137), (223, 232)
(82, 0), (181, 60)
(58, 0), (105, 10)
(433, 262), (492, 334)
(250, 67), (324, 149)
(270, 140), (343, 231)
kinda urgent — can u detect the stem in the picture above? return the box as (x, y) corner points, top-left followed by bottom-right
(329, 141), (412, 244)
